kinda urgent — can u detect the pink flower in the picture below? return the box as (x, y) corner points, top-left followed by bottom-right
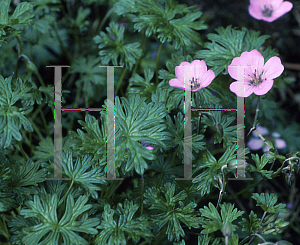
(248, 0), (293, 22)
(228, 50), (284, 97)
(247, 125), (287, 152)
(169, 60), (215, 92)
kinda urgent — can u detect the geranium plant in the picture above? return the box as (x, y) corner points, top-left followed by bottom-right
(0, 0), (299, 245)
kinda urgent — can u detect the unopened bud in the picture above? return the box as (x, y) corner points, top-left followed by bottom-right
(275, 240), (293, 245)
(222, 221), (232, 237)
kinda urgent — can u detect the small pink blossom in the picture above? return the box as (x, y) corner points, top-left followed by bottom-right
(169, 60), (215, 92)
(247, 125), (286, 152)
(248, 0), (293, 22)
(228, 49), (284, 97)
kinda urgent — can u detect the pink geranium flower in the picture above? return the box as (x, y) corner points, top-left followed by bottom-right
(169, 60), (215, 92)
(248, 0), (293, 22)
(228, 49), (284, 97)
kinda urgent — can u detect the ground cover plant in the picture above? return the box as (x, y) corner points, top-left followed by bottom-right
(0, 0), (300, 244)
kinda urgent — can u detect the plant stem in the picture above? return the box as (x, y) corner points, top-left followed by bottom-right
(140, 174), (144, 216)
(60, 180), (74, 205)
(1, 214), (10, 240)
(105, 180), (124, 199)
(155, 43), (163, 85)
(247, 95), (260, 136)
(97, 8), (114, 34)
(254, 128), (273, 149)
(115, 68), (127, 96)
(17, 141), (29, 161)
(38, 104), (51, 138)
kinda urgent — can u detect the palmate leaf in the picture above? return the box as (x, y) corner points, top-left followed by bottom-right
(132, 0), (207, 50)
(9, 193), (99, 245)
(164, 112), (206, 163)
(0, 75), (34, 149)
(195, 26), (278, 76)
(94, 21), (142, 70)
(95, 200), (153, 245)
(199, 202), (244, 235)
(239, 210), (262, 234)
(61, 149), (106, 199)
(143, 182), (202, 242)
(251, 193), (288, 214)
(250, 153), (274, 179)
(108, 94), (171, 175)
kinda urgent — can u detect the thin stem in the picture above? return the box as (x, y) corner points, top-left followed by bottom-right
(131, 30), (146, 78)
(115, 68), (127, 96)
(60, 180), (74, 205)
(17, 141), (29, 161)
(105, 180), (124, 199)
(97, 8), (114, 34)
(1, 214), (10, 240)
(140, 174), (144, 216)
(247, 95), (260, 136)
(155, 43), (163, 85)
(38, 104), (51, 138)
(52, 23), (72, 63)
(254, 128), (273, 149)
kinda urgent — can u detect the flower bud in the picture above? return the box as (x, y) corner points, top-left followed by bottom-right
(222, 221), (232, 237)
(214, 122), (223, 137)
(275, 241), (293, 245)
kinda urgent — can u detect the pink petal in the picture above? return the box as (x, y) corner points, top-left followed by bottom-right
(272, 1), (293, 20)
(175, 63), (192, 82)
(272, 132), (281, 137)
(252, 79), (274, 95)
(263, 57), (284, 80)
(228, 57), (242, 80)
(247, 138), (264, 150)
(275, 138), (286, 149)
(193, 60), (208, 79)
(263, 145), (270, 152)
(240, 50), (264, 74)
(199, 70), (215, 88)
(253, 125), (269, 136)
(249, 1), (265, 20)
(229, 81), (254, 97)
(169, 78), (187, 90)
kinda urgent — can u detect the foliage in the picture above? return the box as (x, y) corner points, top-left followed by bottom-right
(0, 0), (299, 244)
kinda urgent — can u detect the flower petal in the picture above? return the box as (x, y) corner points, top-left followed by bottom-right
(228, 57), (242, 80)
(253, 125), (269, 136)
(263, 57), (284, 80)
(175, 63), (192, 82)
(199, 70), (215, 88)
(249, 1), (265, 20)
(272, 132), (281, 137)
(230, 81), (254, 97)
(247, 138), (264, 150)
(240, 50), (264, 75)
(275, 138), (287, 149)
(272, 1), (293, 20)
(169, 78), (187, 90)
(253, 79), (274, 95)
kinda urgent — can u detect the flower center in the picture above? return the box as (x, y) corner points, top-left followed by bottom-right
(190, 77), (200, 90)
(262, 5), (273, 17)
(248, 69), (265, 86)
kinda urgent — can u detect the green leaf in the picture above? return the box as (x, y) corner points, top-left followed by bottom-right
(132, 0), (207, 50)
(12, 193), (99, 245)
(94, 22), (143, 70)
(111, 94), (171, 175)
(199, 202), (244, 235)
(0, 0), (10, 25)
(252, 193), (288, 214)
(250, 153), (274, 179)
(0, 76), (34, 149)
(195, 26), (277, 76)
(239, 210), (262, 234)
(61, 149), (106, 199)
(95, 200), (153, 245)
(9, 2), (35, 24)
(144, 182), (202, 242)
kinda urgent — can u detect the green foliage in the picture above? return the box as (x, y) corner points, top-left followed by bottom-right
(0, 75), (34, 149)
(131, 0), (207, 50)
(239, 210), (262, 234)
(8, 194), (99, 245)
(251, 193), (288, 214)
(199, 202), (244, 235)
(195, 26), (278, 76)
(94, 21), (143, 70)
(94, 200), (153, 245)
(112, 94), (172, 175)
(144, 182), (202, 242)
(0, 0), (34, 46)
(250, 153), (274, 179)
